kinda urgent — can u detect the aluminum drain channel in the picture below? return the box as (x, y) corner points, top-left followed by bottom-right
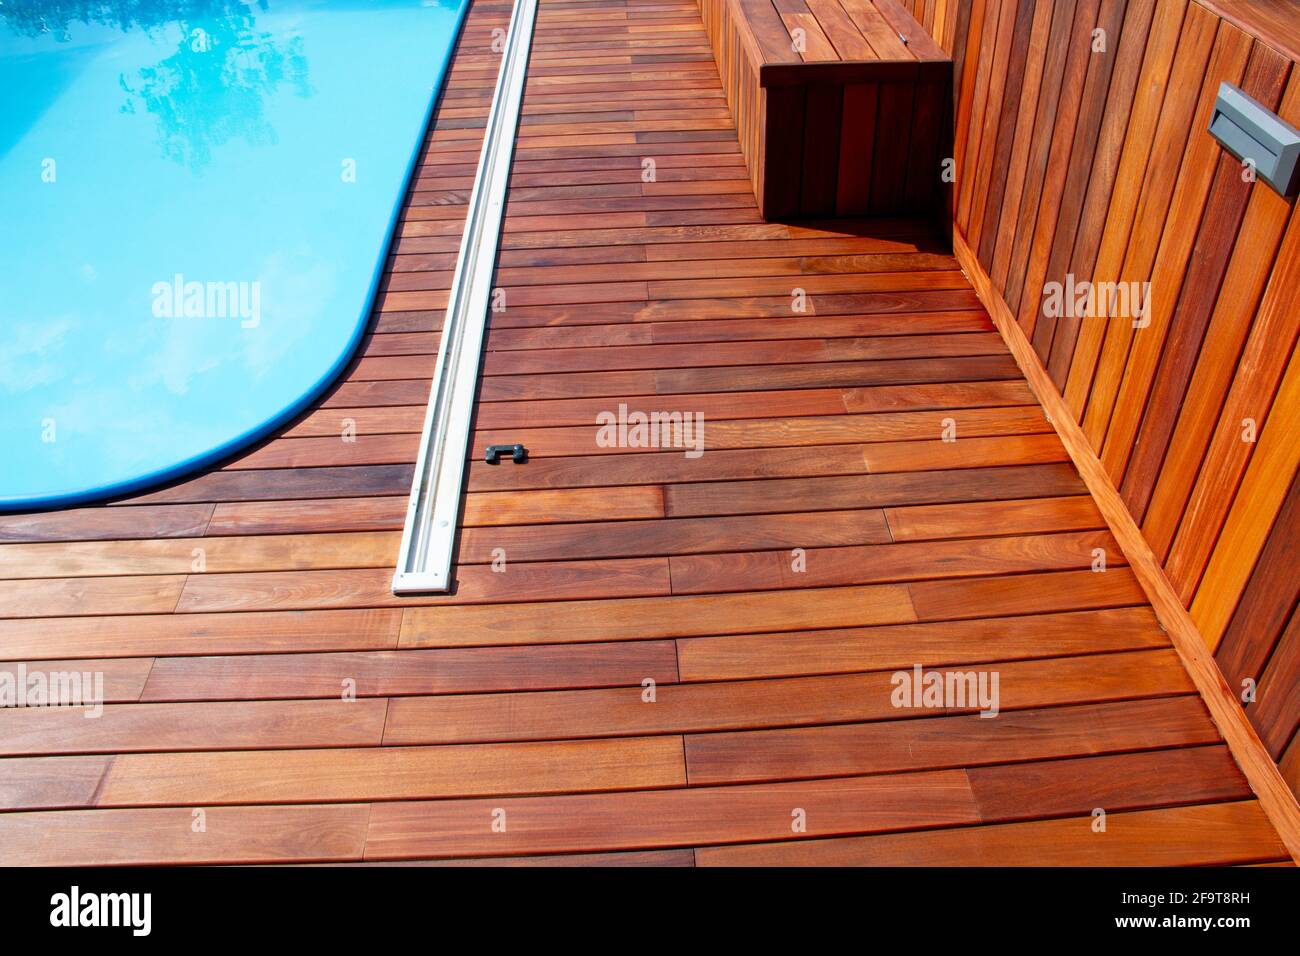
(393, 0), (539, 594)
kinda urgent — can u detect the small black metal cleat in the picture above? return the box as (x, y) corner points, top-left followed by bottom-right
(485, 443), (527, 465)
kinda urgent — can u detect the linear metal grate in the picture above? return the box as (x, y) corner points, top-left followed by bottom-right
(392, 0), (538, 594)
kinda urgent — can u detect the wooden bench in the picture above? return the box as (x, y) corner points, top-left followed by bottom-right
(697, 0), (952, 220)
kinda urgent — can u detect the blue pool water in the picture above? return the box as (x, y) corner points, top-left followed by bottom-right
(0, 0), (470, 510)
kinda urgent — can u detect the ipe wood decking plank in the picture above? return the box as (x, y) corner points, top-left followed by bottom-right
(470, 405), (1050, 458)
(662, 463), (1087, 516)
(0, 531), (405, 580)
(227, 435), (419, 471)
(205, 497), (409, 536)
(364, 770), (978, 860)
(667, 529), (1122, 593)
(460, 437), (1066, 494)
(463, 485), (667, 525)
(470, 387), (851, 427)
(284, 405), (428, 438)
(685, 696), (1216, 783)
(483, 289), (984, 324)
(645, 355), (1024, 395)
(400, 583), (919, 647)
(0, 504), (215, 544)
(644, 233), (941, 260)
(136, 641), (680, 703)
(0, 658), (153, 705)
(499, 218), (935, 249)
(884, 494), (1104, 540)
(465, 445), (870, 490)
(381, 650), (1193, 745)
(365, 747), (1249, 861)
(0, 756), (114, 812)
(966, 745), (1252, 821)
(907, 566), (1150, 619)
(172, 558), (673, 613)
(0, 698), (389, 757)
(123, 464), (416, 505)
(476, 332), (1006, 375)
(502, 194), (757, 219)
(384, 850), (696, 866)
(486, 310), (982, 348)
(695, 801), (1287, 865)
(643, 269), (969, 299)
(838, 379), (1033, 411)
(676, 606), (1165, 681)
(860, 432), (1068, 472)
(0, 575), (186, 619)
(78, 736), (686, 808)
(323, 379), (431, 407)
(0, 805), (373, 867)
(0, 608), (404, 661)
(309, 383), (954, 440)
(456, 508), (894, 562)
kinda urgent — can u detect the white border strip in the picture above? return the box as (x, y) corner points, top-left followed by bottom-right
(393, 0), (538, 594)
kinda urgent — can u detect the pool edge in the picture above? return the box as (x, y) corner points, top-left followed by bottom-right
(0, 0), (475, 514)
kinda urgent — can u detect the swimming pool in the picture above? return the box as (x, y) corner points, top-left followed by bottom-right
(0, 0), (470, 510)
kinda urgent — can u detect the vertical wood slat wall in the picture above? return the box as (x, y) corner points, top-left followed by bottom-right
(917, 0), (1300, 795)
(698, 0), (766, 209)
(901, 0), (962, 51)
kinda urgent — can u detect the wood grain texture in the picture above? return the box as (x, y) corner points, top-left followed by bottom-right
(1215, 469), (1300, 701)
(676, 606), (1164, 680)
(366, 770), (979, 860)
(87, 736), (686, 807)
(0, 805), (372, 866)
(954, 226), (1300, 861)
(686, 697), (1220, 783)
(696, 801), (1288, 865)
(382, 650), (1195, 745)
(948, 0), (1300, 815)
(0, 0), (1287, 866)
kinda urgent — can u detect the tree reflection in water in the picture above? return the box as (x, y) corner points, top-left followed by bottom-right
(2, 1), (312, 170)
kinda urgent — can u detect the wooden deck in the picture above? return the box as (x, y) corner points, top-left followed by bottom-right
(0, 0), (1292, 865)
